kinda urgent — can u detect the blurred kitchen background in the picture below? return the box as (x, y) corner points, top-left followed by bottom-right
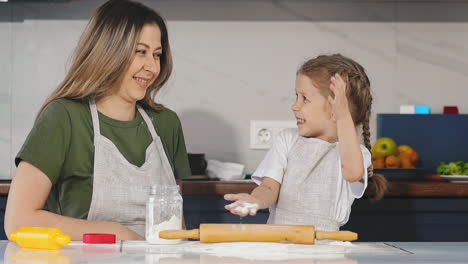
(1, 0), (468, 243)
(1, 0), (468, 180)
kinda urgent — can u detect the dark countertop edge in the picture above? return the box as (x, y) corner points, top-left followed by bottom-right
(2, 180), (468, 197)
(179, 181), (468, 197)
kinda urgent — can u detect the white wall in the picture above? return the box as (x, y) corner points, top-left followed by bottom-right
(0, 20), (11, 180)
(162, 21), (468, 174)
(1, 2), (468, 179)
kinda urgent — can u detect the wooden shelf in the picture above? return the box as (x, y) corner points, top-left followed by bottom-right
(2, 180), (468, 197)
(180, 180), (468, 198)
(0, 181), (10, 196)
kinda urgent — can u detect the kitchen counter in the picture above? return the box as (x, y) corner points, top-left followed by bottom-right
(2, 180), (468, 197)
(1, 240), (467, 263)
(2, 180), (468, 242)
(0, 181), (468, 242)
(179, 180), (468, 197)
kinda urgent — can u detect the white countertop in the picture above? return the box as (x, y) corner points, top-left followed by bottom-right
(1, 240), (467, 263)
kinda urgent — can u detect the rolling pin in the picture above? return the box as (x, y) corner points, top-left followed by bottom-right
(159, 224), (357, 244)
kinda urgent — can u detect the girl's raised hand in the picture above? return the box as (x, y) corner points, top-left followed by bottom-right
(328, 73), (351, 121)
(224, 193), (260, 217)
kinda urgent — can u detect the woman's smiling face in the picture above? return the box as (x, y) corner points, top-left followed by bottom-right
(117, 23), (162, 103)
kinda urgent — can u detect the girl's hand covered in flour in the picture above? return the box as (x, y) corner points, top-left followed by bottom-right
(224, 193), (260, 217)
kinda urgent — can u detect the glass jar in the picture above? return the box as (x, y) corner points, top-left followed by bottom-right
(146, 185), (183, 244)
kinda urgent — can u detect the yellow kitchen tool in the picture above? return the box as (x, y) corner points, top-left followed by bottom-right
(159, 224), (357, 244)
(10, 227), (71, 250)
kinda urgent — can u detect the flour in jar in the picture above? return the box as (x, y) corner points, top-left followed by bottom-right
(146, 215), (182, 244)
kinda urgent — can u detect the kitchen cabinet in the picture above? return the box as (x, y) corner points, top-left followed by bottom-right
(377, 114), (468, 174)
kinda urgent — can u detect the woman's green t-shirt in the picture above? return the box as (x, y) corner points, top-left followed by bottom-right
(15, 98), (191, 219)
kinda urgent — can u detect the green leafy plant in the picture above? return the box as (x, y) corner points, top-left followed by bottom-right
(437, 161), (468, 175)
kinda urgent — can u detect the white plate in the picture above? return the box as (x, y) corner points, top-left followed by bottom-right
(440, 175), (468, 183)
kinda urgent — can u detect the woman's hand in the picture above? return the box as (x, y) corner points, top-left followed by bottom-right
(328, 73), (352, 121)
(224, 193), (261, 217)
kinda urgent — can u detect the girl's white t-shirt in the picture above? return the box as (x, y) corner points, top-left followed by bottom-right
(252, 128), (372, 226)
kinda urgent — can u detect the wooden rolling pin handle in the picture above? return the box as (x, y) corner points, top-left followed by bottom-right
(315, 231), (358, 241)
(159, 229), (200, 240)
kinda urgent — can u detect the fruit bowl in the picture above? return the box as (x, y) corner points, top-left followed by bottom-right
(373, 168), (426, 181)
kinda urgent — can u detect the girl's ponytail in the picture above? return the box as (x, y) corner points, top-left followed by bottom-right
(362, 105), (388, 200)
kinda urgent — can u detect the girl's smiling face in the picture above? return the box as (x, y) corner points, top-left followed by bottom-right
(292, 73), (337, 141)
(117, 23), (162, 102)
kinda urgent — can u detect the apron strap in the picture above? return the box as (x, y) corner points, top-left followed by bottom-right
(89, 99), (156, 141)
(137, 105), (176, 185)
(137, 105), (158, 140)
(88, 99), (175, 183)
(89, 97), (100, 143)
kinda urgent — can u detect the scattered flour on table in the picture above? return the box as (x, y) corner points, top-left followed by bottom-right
(319, 241), (355, 247)
(146, 215), (181, 245)
(190, 242), (349, 260)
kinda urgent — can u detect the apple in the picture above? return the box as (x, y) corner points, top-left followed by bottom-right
(372, 137), (398, 159)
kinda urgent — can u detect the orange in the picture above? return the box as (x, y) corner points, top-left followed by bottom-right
(372, 157), (385, 168)
(385, 155), (401, 168)
(400, 156), (415, 168)
(398, 145), (419, 166)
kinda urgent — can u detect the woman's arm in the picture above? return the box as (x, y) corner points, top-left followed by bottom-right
(5, 161), (143, 241)
(224, 177), (280, 217)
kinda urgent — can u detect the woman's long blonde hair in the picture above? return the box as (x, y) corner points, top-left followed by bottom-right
(38, 0), (173, 117)
(298, 54), (388, 200)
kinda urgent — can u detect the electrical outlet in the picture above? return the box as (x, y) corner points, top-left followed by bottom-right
(250, 120), (297, 149)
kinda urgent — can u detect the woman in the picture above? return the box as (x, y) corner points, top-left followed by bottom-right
(5, 0), (191, 240)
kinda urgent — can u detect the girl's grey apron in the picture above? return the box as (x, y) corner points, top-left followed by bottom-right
(268, 137), (341, 232)
(87, 98), (176, 237)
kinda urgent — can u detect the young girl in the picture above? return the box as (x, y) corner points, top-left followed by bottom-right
(225, 54), (387, 231)
(5, 0), (190, 240)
